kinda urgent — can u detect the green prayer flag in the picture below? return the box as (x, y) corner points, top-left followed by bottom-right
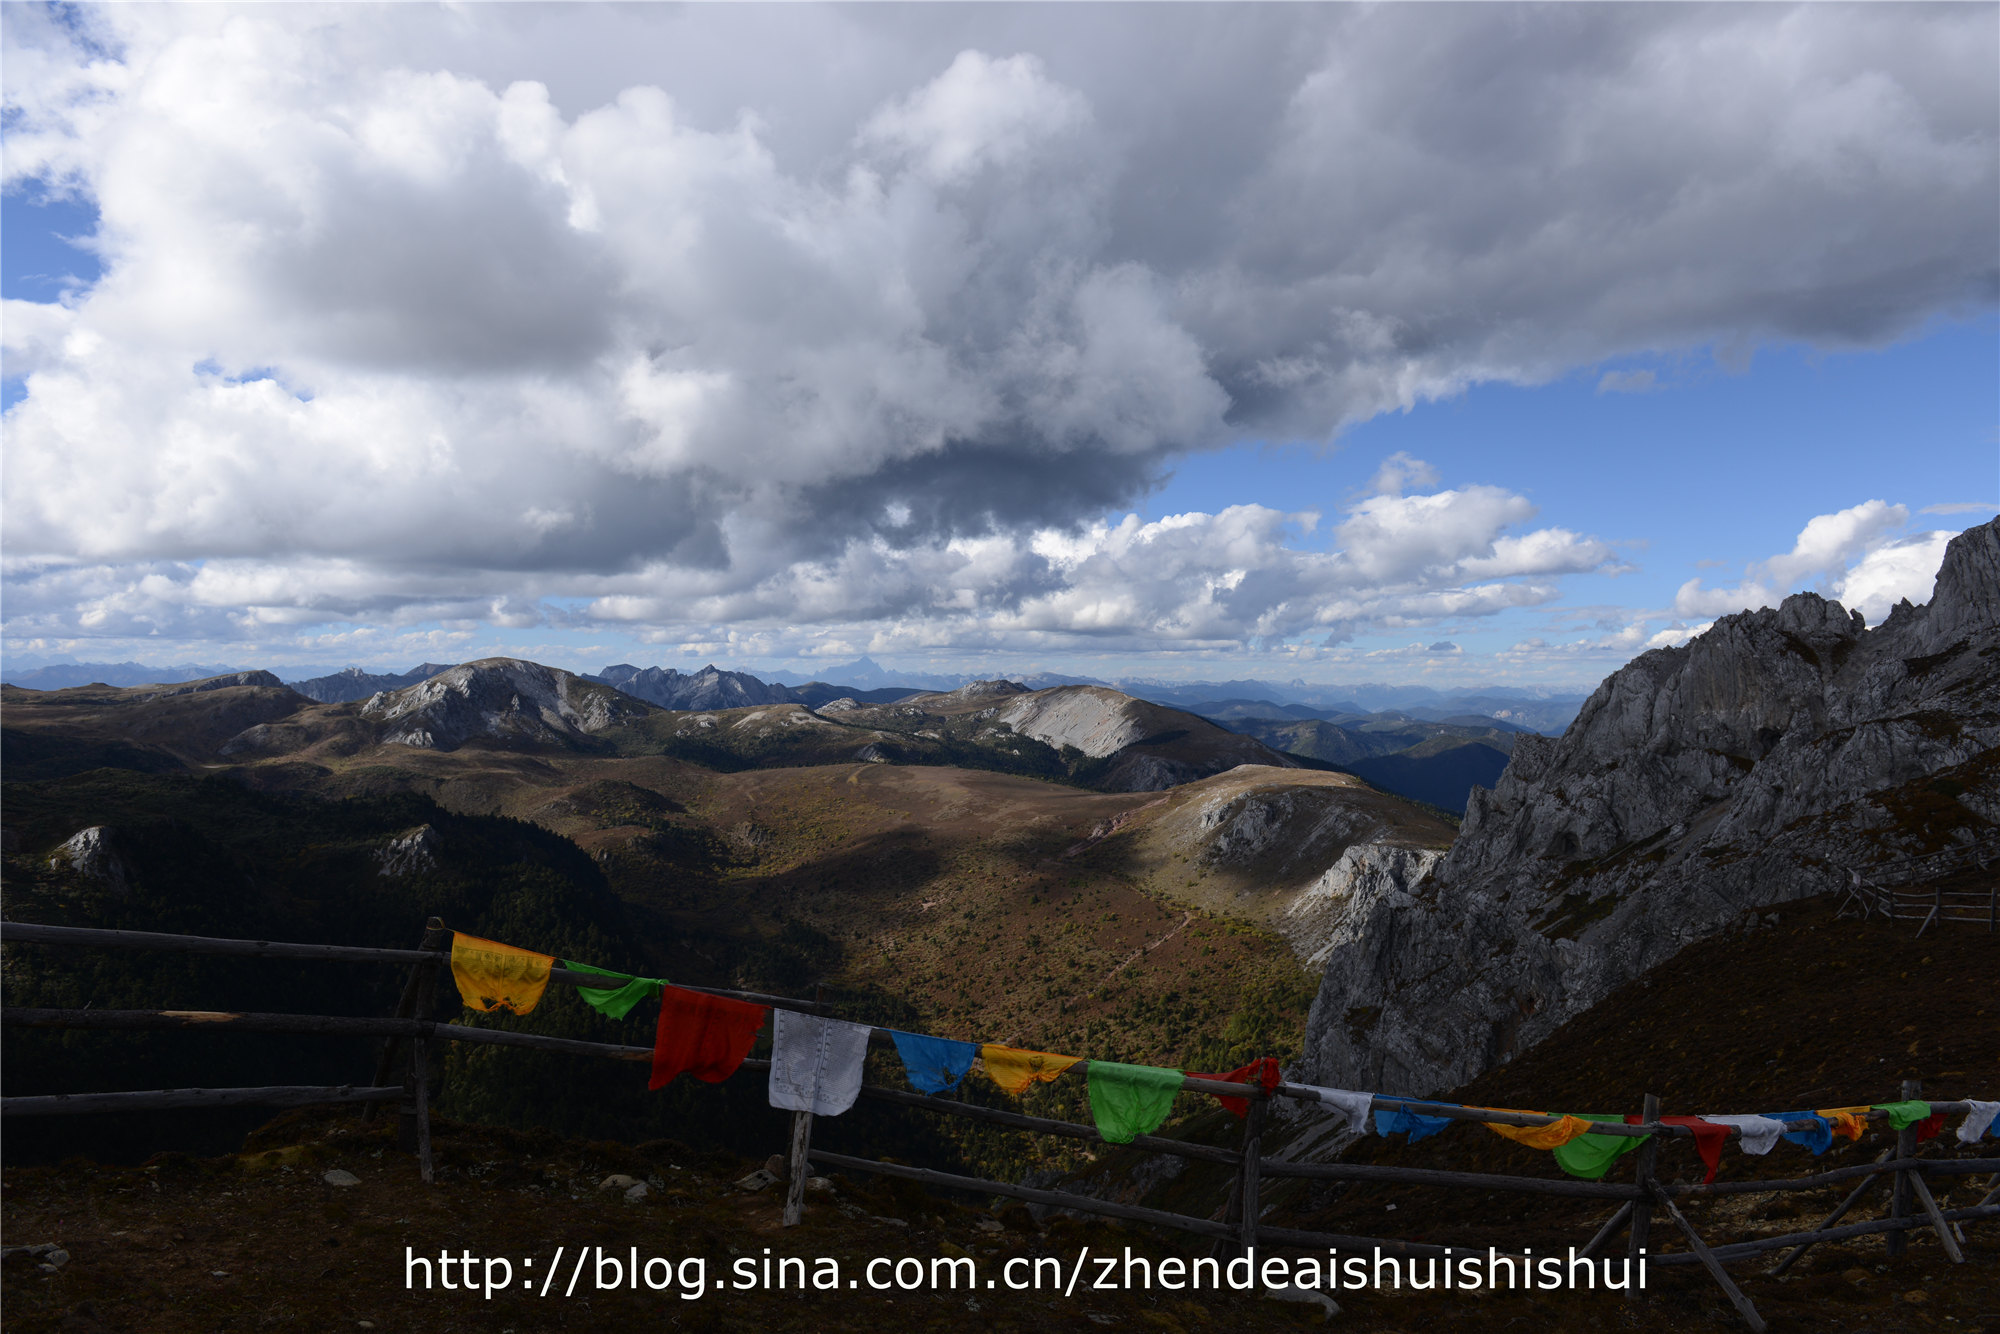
(563, 959), (664, 1021)
(1550, 1113), (1650, 1180)
(1872, 1100), (1933, 1130)
(1086, 1061), (1184, 1145)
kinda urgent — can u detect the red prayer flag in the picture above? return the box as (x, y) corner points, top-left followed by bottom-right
(1191, 1057), (1281, 1118)
(1916, 1112), (1945, 1142)
(649, 985), (768, 1091)
(1659, 1115), (1729, 1184)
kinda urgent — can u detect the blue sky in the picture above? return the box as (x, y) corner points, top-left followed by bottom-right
(3, 4), (1995, 688)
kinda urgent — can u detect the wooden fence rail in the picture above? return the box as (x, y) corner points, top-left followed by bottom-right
(3, 916), (1991, 1334)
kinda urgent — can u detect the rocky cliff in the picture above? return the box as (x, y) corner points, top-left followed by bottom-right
(1301, 517), (2000, 1099)
(288, 663), (456, 704)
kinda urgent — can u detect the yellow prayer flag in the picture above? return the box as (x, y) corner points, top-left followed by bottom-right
(1816, 1106), (1871, 1141)
(450, 932), (553, 1015)
(980, 1044), (1082, 1095)
(1479, 1108), (1597, 1150)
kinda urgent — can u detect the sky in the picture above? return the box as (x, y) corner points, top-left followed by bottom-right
(3, 3), (1995, 689)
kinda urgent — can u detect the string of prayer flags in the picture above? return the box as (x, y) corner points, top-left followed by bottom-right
(1480, 1110), (1597, 1151)
(768, 1010), (872, 1117)
(1086, 1062), (1184, 1144)
(649, 985), (768, 1091)
(1703, 1114), (1786, 1156)
(980, 1044), (1082, 1095)
(1775, 1111), (1834, 1156)
(1550, 1115), (1650, 1180)
(1816, 1106), (1870, 1142)
(1192, 1057), (1283, 1118)
(1659, 1116), (1729, 1184)
(1374, 1101), (1459, 1144)
(890, 1031), (978, 1095)
(1958, 1100), (2000, 1145)
(1298, 1085), (1376, 1135)
(563, 960), (664, 1021)
(450, 933), (553, 1015)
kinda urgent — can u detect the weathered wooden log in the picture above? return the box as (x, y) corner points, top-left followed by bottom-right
(2, 1085), (403, 1116)
(1670, 1155), (1998, 1197)
(1648, 1181), (1766, 1333)
(0, 920), (435, 964)
(1257, 1157), (1642, 1200)
(853, 1083), (1240, 1164)
(1651, 1204), (1999, 1266)
(805, 1148), (1235, 1242)
(1767, 1148), (1893, 1276)
(1888, 1079), (1919, 1259)
(2, 1007), (658, 1063)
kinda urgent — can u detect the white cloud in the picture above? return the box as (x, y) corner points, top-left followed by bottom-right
(1673, 499), (1958, 624)
(1832, 530), (1955, 622)
(1597, 369), (1658, 394)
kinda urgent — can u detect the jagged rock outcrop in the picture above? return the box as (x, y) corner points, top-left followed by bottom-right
(289, 663), (456, 704)
(375, 824), (443, 877)
(592, 663), (801, 711)
(361, 659), (654, 751)
(46, 826), (131, 894)
(1302, 518), (2000, 1100)
(1281, 845), (1445, 969)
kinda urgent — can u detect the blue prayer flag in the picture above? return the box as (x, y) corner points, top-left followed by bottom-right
(891, 1030), (977, 1094)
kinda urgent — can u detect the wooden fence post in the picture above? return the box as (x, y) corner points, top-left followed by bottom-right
(1237, 1092), (1266, 1258)
(395, 918), (447, 1182)
(366, 917), (448, 1123)
(783, 1110), (814, 1227)
(1887, 1079), (1918, 1259)
(1626, 1092), (1660, 1299)
(782, 985), (826, 1227)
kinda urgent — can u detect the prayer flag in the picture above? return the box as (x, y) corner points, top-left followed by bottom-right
(1703, 1114), (1785, 1156)
(1086, 1062), (1184, 1144)
(980, 1044), (1081, 1095)
(1775, 1111), (1834, 1156)
(1550, 1114), (1650, 1180)
(1957, 1100), (1999, 1145)
(1191, 1058), (1282, 1118)
(769, 1010), (872, 1117)
(1658, 1116), (1729, 1184)
(1479, 1109), (1596, 1151)
(891, 1031), (978, 1095)
(1374, 1101), (1458, 1143)
(563, 959), (664, 1021)
(450, 933), (552, 1015)
(1872, 1100), (1934, 1131)
(1816, 1106), (1870, 1142)
(1295, 1085), (1375, 1135)
(650, 986), (768, 1090)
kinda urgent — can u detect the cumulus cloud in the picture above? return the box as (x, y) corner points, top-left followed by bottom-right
(2, 4), (1994, 661)
(1673, 500), (1960, 624)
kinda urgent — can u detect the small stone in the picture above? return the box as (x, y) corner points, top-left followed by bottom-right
(42, 1249), (69, 1269)
(975, 1218), (1004, 1233)
(623, 1182), (649, 1203)
(733, 1169), (780, 1192)
(321, 1170), (360, 1188)
(598, 1174), (639, 1193)
(805, 1177), (835, 1194)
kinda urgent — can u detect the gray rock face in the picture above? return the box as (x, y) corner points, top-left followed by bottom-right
(361, 659), (654, 751)
(46, 826), (132, 894)
(1301, 518), (2000, 1100)
(375, 824), (443, 877)
(593, 664), (799, 711)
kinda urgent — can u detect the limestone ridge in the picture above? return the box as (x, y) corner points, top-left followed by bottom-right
(360, 659), (654, 750)
(1300, 517), (2000, 1101)
(592, 664), (802, 711)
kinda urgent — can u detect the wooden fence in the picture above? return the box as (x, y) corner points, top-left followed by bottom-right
(1839, 838), (1999, 933)
(2, 918), (1993, 1334)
